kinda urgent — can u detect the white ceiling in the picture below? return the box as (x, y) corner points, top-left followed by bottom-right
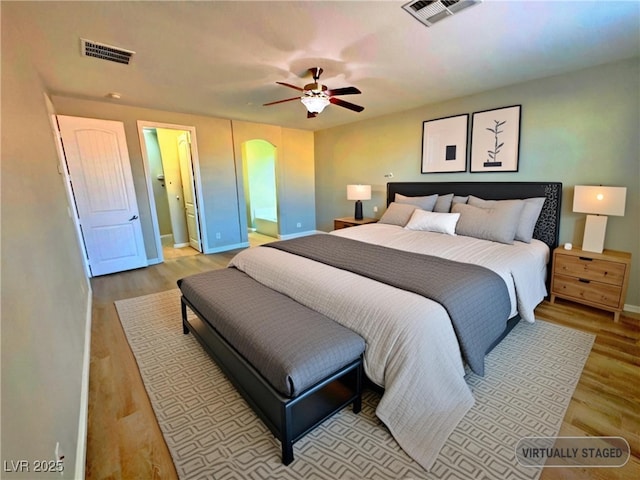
(6, 1), (640, 131)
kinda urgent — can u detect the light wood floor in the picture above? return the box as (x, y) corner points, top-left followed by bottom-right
(86, 250), (639, 480)
(162, 245), (201, 260)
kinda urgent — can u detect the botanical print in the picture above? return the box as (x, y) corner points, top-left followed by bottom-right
(471, 105), (521, 172)
(484, 119), (506, 167)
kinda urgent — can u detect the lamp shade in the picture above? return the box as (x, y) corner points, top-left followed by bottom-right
(347, 184), (371, 201)
(573, 186), (627, 216)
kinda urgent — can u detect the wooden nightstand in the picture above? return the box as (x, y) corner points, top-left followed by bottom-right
(333, 217), (377, 230)
(550, 246), (632, 322)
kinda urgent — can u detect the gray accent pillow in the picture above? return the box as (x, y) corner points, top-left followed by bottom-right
(452, 195), (468, 207)
(468, 195), (545, 243)
(452, 200), (524, 244)
(516, 197), (546, 242)
(434, 193), (454, 213)
(378, 202), (417, 227)
(395, 193), (438, 211)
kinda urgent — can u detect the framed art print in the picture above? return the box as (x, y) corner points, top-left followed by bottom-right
(421, 113), (469, 173)
(470, 105), (521, 172)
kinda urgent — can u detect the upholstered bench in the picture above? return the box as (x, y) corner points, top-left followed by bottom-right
(177, 267), (365, 465)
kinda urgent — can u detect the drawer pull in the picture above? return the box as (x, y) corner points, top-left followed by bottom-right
(579, 256), (593, 261)
(578, 278), (591, 284)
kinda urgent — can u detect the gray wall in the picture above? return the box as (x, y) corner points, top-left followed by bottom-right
(231, 120), (316, 239)
(0, 77), (315, 480)
(51, 97), (242, 257)
(315, 58), (639, 307)
(1, 19), (92, 480)
(51, 99), (317, 258)
(143, 129), (173, 236)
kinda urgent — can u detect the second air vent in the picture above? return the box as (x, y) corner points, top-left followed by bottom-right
(402, 0), (482, 27)
(81, 38), (135, 65)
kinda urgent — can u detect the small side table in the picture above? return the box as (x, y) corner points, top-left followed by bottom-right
(333, 217), (377, 230)
(550, 246), (632, 322)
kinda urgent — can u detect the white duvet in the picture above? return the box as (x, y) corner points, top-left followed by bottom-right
(229, 224), (549, 470)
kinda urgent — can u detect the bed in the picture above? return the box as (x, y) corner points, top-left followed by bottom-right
(228, 181), (562, 470)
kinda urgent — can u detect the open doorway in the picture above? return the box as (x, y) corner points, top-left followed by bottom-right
(242, 139), (279, 245)
(138, 121), (205, 262)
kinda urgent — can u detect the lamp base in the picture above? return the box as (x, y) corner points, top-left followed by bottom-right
(582, 214), (607, 253)
(354, 200), (363, 220)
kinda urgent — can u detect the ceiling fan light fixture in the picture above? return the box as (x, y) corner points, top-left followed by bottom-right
(265, 67), (363, 117)
(301, 94), (330, 113)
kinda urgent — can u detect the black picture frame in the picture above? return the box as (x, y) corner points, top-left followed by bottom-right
(470, 105), (521, 173)
(421, 113), (469, 173)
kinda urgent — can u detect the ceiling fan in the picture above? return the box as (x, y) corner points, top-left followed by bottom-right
(264, 67), (364, 118)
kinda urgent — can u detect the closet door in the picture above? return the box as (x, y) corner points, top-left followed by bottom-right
(178, 133), (202, 251)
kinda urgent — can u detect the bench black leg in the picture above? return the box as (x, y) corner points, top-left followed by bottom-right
(353, 395), (362, 414)
(281, 404), (294, 465)
(353, 360), (363, 414)
(181, 298), (189, 335)
(282, 442), (294, 466)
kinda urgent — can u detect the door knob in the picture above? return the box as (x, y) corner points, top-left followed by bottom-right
(128, 215), (139, 221)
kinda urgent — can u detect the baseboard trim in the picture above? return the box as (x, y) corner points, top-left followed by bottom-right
(624, 303), (640, 314)
(75, 285), (93, 479)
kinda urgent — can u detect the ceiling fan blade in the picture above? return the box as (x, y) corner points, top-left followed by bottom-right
(326, 86), (361, 96)
(263, 96), (300, 106)
(276, 81), (304, 91)
(329, 97), (364, 112)
(307, 111), (317, 119)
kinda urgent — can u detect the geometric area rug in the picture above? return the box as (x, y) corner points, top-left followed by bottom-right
(115, 289), (594, 480)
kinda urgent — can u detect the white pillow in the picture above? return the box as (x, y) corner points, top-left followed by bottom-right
(404, 209), (460, 236)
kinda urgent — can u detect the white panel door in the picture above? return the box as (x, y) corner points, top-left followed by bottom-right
(178, 133), (202, 251)
(57, 115), (147, 276)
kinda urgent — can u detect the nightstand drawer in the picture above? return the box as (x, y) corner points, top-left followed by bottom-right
(333, 217), (377, 230)
(334, 220), (353, 230)
(554, 255), (626, 286)
(552, 274), (623, 308)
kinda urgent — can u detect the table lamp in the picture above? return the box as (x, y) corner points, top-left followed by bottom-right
(572, 185), (626, 253)
(347, 184), (371, 220)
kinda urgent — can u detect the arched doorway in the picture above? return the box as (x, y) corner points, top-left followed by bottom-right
(242, 139), (279, 242)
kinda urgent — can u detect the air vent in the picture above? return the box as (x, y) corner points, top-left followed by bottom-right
(81, 39), (135, 65)
(402, 0), (481, 27)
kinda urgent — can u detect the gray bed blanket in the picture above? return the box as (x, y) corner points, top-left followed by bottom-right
(266, 234), (510, 376)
